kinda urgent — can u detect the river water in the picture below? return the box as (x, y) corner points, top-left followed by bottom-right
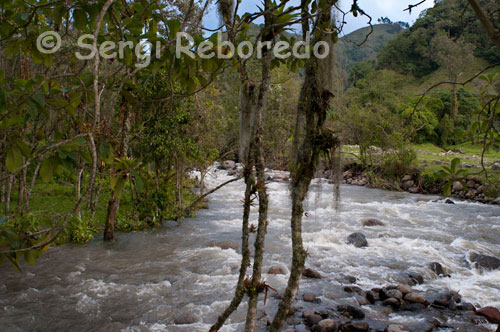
(1, 169), (500, 331)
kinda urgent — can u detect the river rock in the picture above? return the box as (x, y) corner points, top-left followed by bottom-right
(382, 298), (401, 309)
(340, 275), (357, 284)
(402, 180), (415, 191)
(221, 160), (236, 170)
(365, 290), (378, 304)
(453, 181), (464, 191)
(408, 186), (420, 193)
(404, 292), (427, 304)
(174, 313), (198, 324)
(396, 284), (412, 295)
(337, 304), (365, 319)
(361, 218), (385, 227)
(303, 292), (320, 303)
(457, 302), (476, 311)
(347, 232), (368, 248)
(303, 268), (322, 279)
(401, 303), (427, 311)
(215, 241), (239, 251)
(271, 173), (288, 182)
(470, 252), (500, 271)
(303, 310), (323, 325)
(384, 289), (403, 300)
(428, 262), (445, 276)
(342, 322), (369, 332)
(444, 199), (455, 204)
(408, 272), (424, 285)
(476, 306), (500, 323)
(268, 266), (286, 275)
(385, 324), (411, 332)
(311, 319), (337, 332)
(402, 175), (413, 182)
(355, 295), (370, 306)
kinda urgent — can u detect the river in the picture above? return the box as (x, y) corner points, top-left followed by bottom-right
(1, 168), (499, 331)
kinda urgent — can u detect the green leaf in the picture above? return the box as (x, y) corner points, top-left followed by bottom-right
(166, 19), (181, 39)
(6, 145), (23, 172)
(443, 181), (452, 197)
(40, 157), (57, 182)
(450, 158), (460, 173)
(0, 216), (7, 227)
(99, 141), (114, 164)
(112, 176), (126, 199)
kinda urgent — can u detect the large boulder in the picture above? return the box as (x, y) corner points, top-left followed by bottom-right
(347, 232), (368, 248)
(470, 252), (500, 271)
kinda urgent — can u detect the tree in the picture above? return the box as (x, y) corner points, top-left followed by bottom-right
(430, 32), (474, 123)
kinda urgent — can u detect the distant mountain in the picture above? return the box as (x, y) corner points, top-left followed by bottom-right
(336, 24), (405, 70)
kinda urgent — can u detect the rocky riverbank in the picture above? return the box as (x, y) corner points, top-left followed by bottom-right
(218, 159), (500, 205)
(332, 162), (500, 205)
(276, 272), (500, 332)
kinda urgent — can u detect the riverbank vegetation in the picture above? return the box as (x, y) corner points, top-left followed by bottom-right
(1, 0), (500, 330)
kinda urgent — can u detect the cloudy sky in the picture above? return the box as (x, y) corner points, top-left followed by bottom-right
(202, 0), (435, 35)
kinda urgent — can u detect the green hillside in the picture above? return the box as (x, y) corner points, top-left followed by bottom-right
(337, 24), (404, 70)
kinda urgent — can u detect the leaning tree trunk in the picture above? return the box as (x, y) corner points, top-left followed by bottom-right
(269, 1), (338, 330)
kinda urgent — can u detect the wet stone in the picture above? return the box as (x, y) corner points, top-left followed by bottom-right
(303, 268), (322, 279)
(303, 292), (320, 303)
(337, 304), (365, 319)
(342, 322), (370, 332)
(311, 319), (336, 332)
(173, 313), (198, 324)
(385, 324), (411, 332)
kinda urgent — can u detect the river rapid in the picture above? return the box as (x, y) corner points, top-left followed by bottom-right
(1, 168), (500, 331)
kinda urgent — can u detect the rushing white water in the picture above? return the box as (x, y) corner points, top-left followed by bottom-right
(1, 167), (499, 332)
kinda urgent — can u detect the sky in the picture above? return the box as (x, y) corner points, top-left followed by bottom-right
(202, 0), (435, 36)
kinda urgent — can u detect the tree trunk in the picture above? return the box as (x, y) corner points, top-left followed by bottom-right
(5, 175), (14, 215)
(23, 158), (42, 214)
(269, 2), (337, 330)
(16, 168), (27, 214)
(244, 32), (272, 332)
(88, 133), (99, 220)
(75, 166), (84, 218)
(451, 83), (458, 124)
(467, 0), (500, 53)
(103, 104), (132, 240)
(103, 194), (119, 241)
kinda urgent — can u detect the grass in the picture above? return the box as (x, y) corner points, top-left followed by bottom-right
(344, 142), (500, 182)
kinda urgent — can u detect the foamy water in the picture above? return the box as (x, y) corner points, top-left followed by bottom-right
(1, 167), (499, 331)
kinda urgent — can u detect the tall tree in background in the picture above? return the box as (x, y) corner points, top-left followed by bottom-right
(430, 32), (473, 123)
